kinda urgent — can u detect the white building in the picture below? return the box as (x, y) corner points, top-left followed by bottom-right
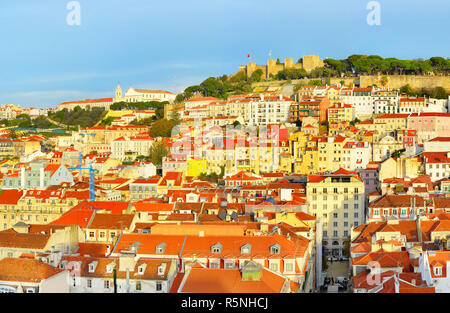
(342, 141), (372, 171)
(59, 255), (177, 293)
(115, 85), (176, 104)
(419, 251), (450, 293)
(111, 135), (154, 161)
(0, 258), (69, 293)
(245, 94), (294, 126)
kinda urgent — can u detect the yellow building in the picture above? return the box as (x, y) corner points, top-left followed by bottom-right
(186, 158), (208, 177)
(0, 190), (88, 230)
(327, 103), (355, 123)
(290, 131), (319, 174)
(317, 135), (349, 173)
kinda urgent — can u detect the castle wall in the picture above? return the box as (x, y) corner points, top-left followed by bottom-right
(360, 75), (450, 91)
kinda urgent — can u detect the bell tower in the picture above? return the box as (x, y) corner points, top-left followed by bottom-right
(115, 84), (123, 101)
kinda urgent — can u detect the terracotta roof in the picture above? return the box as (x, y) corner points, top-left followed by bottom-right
(0, 232), (50, 249)
(0, 190), (24, 204)
(179, 266), (287, 293)
(0, 258), (65, 283)
(88, 214), (134, 230)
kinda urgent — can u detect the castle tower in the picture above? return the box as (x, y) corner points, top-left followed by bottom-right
(267, 59), (277, 79)
(284, 58), (294, 69)
(246, 62), (257, 78)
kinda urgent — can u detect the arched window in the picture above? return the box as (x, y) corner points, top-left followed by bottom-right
(241, 243), (251, 255)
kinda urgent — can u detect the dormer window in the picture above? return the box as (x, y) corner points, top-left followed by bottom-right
(157, 263), (167, 276)
(434, 266), (443, 276)
(156, 243), (166, 254)
(270, 243), (281, 254)
(106, 263), (115, 274)
(241, 243), (251, 255)
(211, 243), (222, 254)
(138, 264), (147, 275)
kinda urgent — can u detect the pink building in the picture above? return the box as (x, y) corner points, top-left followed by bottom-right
(406, 113), (450, 142)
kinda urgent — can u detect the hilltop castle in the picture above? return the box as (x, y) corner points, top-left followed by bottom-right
(238, 55), (324, 79)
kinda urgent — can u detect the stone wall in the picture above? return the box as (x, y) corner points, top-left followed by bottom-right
(359, 75), (450, 91)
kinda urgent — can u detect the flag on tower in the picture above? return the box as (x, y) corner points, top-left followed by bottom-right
(247, 54), (250, 58)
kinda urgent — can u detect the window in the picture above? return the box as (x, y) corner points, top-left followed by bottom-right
(156, 243), (166, 254)
(136, 281), (142, 291)
(104, 280), (110, 289)
(434, 266), (442, 276)
(87, 279), (92, 288)
(225, 262), (235, 269)
(211, 243), (222, 254)
(156, 282), (162, 291)
(241, 243), (251, 254)
(270, 263), (279, 272)
(270, 244), (280, 254)
(100, 232), (105, 238)
(285, 263), (294, 272)
(210, 262), (219, 269)
(354, 213), (359, 218)
(89, 232), (95, 238)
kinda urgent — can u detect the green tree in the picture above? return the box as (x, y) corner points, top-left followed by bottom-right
(148, 141), (169, 166)
(400, 84), (413, 96)
(249, 69), (264, 82)
(430, 86), (447, 99)
(149, 119), (175, 138)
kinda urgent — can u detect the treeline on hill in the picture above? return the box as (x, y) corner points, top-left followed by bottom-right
(277, 55), (450, 80)
(48, 106), (106, 128)
(321, 55), (449, 76)
(110, 101), (168, 119)
(0, 114), (57, 129)
(175, 71), (263, 102)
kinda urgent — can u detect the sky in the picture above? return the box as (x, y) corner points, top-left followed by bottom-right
(0, 0), (449, 108)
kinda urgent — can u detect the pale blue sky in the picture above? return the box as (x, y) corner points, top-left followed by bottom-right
(0, 0), (449, 108)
